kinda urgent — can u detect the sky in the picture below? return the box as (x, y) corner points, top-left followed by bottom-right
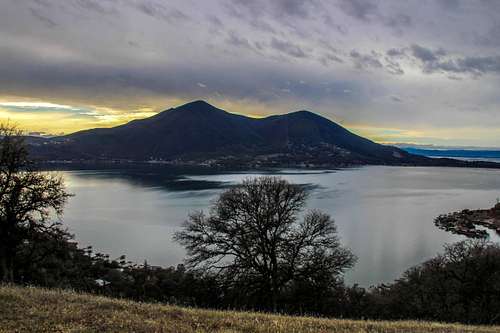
(0, 0), (499, 147)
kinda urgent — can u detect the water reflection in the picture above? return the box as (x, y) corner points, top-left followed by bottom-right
(61, 166), (500, 286)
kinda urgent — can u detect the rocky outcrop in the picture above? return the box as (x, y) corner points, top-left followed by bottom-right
(434, 203), (500, 239)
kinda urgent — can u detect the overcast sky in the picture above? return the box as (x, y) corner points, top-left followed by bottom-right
(1, 0), (499, 146)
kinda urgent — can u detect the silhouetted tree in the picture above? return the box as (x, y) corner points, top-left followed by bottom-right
(175, 176), (356, 311)
(367, 240), (500, 324)
(0, 124), (71, 282)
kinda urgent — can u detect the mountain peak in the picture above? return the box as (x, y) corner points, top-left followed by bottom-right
(289, 110), (315, 116)
(286, 110), (326, 121)
(177, 100), (217, 111)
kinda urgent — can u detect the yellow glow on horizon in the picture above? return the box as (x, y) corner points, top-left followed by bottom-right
(0, 102), (79, 110)
(0, 97), (497, 147)
(348, 124), (499, 146)
(0, 102), (159, 135)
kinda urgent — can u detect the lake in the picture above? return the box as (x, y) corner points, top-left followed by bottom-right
(60, 166), (500, 286)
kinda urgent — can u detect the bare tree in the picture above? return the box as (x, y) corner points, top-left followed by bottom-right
(0, 124), (71, 282)
(175, 176), (356, 311)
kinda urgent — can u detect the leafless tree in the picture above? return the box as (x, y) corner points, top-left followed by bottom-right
(175, 176), (356, 311)
(0, 124), (71, 282)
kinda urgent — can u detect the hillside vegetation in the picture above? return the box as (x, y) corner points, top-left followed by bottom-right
(1, 285), (498, 333)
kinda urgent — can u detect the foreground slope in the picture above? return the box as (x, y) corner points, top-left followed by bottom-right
(1, 285), (498, 333)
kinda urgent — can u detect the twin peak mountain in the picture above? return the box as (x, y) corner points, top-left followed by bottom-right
(29, 100), (492, 168)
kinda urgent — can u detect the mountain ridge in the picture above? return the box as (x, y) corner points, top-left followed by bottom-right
(28, 100), (500, 169)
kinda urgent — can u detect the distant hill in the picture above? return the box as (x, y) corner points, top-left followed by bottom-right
(28, 100), (500, 168)
(403, 147), (500, 160)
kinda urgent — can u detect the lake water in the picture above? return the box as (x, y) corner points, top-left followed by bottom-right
(60, 166), (500, 286)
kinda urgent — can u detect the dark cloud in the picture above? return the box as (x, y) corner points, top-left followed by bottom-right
(74, 0), (118, 15)
(411, 44), (442, 62)
(322, 15), (348, 35)
(0, 45), (363, 108)
(226, 0), (264, 18)
(224, 1), (276, 34)
(383, 13), (412, 31)
(270, 38), (308, 59)
(29, 7), (57, 28)
(271, 0), (317, 18)
(225, 31), (258, 53)
(248, 18), (276, 34)
(350, 50), (383, 69)
(273, 0), (307, 17)
(228, 0), (317, 19)
(337, 0), (411, 35)
(390, 95), (403, 103)
(127, 40), (140, 48)
(134, 1), (189, 23)
(224, 0), (318, 39)
(320, 53), (344, 66)
(384, 57), (404, 75)
(386, 48), (407, 57)
(410, 44), (500, 76)
(337, 0), (378, 21)
(451, 56), (500, 74)
(224, 0), (325, 40)
(207, 15), (223, 28)
(447, 75), (462, 80)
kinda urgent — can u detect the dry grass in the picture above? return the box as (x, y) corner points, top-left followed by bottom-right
(0, 285), (498, 333)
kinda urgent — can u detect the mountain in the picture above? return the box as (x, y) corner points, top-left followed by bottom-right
(402, 147), (500, 160)
(28, 100), (500, 168)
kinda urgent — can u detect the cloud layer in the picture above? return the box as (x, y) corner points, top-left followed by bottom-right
(0, 0), (499, 146)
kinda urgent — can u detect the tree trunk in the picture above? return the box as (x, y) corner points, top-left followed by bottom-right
(271, 286), (278, 313)
(270, 247), (279, 313)
(0, 244), (14, 283)
(270, 273), (279, 312)
(1, 256), (7, 282)
(7, 255), (14, 282)
(0, 253), (12, 283)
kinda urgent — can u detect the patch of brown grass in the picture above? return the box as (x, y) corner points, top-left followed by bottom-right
(0, 285), (498, 333)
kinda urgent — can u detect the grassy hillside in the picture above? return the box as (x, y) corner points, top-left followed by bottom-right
(1, 285), (498, 333)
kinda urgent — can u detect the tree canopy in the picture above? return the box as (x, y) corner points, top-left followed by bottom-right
(175, 176), (356, 311)
(0, 124), (71, 282)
